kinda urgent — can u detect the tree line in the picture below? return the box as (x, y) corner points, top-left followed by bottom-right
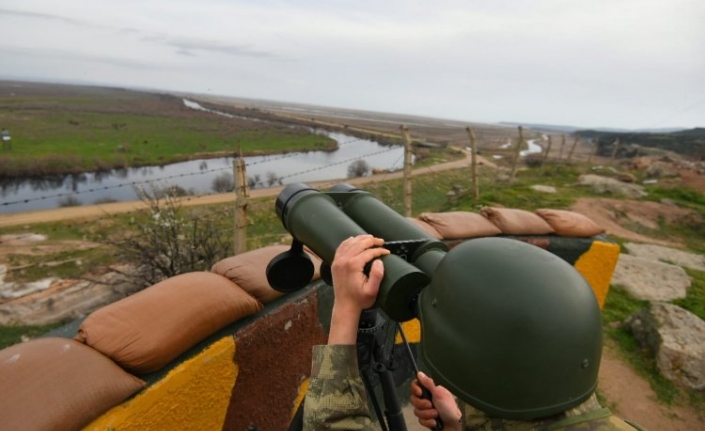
(577, 128), (705, 160)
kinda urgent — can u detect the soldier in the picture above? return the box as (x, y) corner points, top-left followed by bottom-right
(303, 235), (646, 431)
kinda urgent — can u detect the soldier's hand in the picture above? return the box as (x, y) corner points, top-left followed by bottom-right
(410, 372), (462, 431)
(331, 234), (389, 313)
(327, 235), (389, 345)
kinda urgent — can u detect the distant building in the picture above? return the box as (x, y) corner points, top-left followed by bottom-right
(1, 128), (10, 151)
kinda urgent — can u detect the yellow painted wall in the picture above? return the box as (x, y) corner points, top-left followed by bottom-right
(574, 240), (621, 308)
(83, 337), (237, 431)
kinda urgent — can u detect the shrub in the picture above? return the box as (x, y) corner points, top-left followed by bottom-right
(58, 195), (82, 207)
(110, 186), (233, 288)
(347, 159), (370, 178)
(212, 173), (234, 193)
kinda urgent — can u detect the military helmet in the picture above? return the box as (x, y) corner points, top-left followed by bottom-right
(417, 237), (602, 420)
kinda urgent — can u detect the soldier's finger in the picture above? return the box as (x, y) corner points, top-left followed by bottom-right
(413, 406), (438, 418)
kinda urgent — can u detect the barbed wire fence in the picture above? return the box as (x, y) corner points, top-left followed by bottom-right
(0, 136), (375, 210)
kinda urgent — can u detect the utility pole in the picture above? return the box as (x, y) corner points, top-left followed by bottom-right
(509, 125), (523, 183)
(401, 125), (413, 217)
(233, 155), (249, 254)
(465, 127), (479, 200)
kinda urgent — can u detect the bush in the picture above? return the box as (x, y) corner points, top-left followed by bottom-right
(110, 186), (233, 288)
(58, 195), (82, 207)
(347, 159), (370, 178)
(523, 154), (544, 168)
(266, 171), (281, 187)
(212, 173), (234, 193)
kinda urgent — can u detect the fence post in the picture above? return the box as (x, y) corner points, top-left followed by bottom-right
(233, 157), (249, 254)
(611, 138), (621, 161)
(588, 138), (599, 164)
(558, 135), (566, 159)
(567, 136), (580, 161)
(465, 127), (479, 200)
(542, 135), (553, 164)
(509, 125), (523, 183)
(401, 125), (413, 217)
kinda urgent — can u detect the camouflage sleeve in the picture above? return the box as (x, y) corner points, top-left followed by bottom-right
(303, 345), (380, 431)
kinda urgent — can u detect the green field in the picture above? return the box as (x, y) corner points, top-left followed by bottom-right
(0, 81), (335, 177)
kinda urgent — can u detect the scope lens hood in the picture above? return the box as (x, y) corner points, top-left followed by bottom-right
(275, 183), (317, 229)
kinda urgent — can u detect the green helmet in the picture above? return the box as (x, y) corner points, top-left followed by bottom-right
(418, 237), (602, 420)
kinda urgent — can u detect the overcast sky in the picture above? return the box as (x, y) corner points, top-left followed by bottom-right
(1, 0), (703, 130)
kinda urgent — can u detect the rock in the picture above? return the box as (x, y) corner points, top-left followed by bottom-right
(530, 185), (557, 193)
(632, 156), (656, 170)
(578, 174), (647, 199)
(615, 173), (636, 183)
(0, 270), (140, 325)
(626, 303), (705, 390)
(623, 243), (705, 272)
(612, 254), (691, 301)
(646, 162), (679, 179)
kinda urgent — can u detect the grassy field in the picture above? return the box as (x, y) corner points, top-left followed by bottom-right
(0, 81), (335, 177)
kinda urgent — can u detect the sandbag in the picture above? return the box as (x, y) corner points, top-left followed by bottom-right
(480, 207), (555, 235)
(0, 337), (145, 431)
(211, 245), (322, 304)
(535, 208), (605, 237)
(405, 217), (443, 239)
(418, 211), (502, 239)
(75, 272), (262, 374)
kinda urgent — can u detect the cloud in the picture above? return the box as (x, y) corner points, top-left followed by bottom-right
(0, 7), (85, 26)
(166, 38), (280, 59)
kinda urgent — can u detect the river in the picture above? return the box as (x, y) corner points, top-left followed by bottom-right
(0, 102), (405, 214)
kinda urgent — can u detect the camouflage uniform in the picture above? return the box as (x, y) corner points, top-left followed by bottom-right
(303, 345), (646, 431)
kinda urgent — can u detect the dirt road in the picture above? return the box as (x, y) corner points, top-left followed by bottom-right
(0, 150), (487, 229)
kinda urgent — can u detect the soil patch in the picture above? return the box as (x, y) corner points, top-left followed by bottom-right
(570, 198), (695, 246)
(598, 342), (705, 430)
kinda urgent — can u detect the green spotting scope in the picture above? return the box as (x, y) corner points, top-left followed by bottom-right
(266, 182), (448, 322)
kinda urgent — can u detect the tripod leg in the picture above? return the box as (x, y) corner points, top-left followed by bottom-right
(287, 400), (304, 431)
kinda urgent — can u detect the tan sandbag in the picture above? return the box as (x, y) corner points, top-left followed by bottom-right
(418, 211), (502, 239)
(75, 272), (262, 374)
(211, 245), (322, 304)
(406, 217), (443, 239)
(480, 207), (555, 235)
(535, 208), (605, 237)
(0, 338), (145, 431)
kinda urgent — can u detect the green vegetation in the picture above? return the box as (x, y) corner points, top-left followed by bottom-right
(0, 83), (335, 177)
(578, 128), (705, 159)
(0, 323), (62, 349)
(673, 269), (705, 321)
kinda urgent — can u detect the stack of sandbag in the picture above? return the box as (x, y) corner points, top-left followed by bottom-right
(414, 207), (604, 240)
(1, 268), (268, 430)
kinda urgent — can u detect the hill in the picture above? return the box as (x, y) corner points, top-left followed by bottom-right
(577, 128), (705, 159)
